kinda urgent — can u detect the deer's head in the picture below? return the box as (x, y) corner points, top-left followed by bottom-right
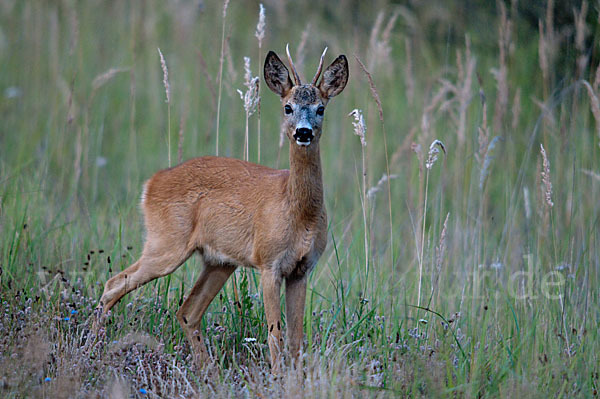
(264, 46), (349, 147)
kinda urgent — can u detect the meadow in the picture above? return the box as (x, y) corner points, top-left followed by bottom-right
(1, 0), (599, 397)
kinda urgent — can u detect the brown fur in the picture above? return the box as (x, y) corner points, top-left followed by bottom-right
(99, 49), (348, 372)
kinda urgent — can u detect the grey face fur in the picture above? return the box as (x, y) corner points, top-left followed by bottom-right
(264, 50), (349, 147)
(283, 85), (324, 146)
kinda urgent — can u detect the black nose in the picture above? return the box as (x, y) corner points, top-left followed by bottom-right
(294, 127), (313, 143)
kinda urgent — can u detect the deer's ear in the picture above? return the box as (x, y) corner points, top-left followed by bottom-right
(318, 55), (349, 99)
(264, 51), (294, 97)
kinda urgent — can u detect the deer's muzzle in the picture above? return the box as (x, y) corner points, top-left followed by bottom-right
(294, 127), (314, 146)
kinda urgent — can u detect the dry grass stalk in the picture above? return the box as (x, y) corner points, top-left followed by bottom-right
(539, 0), (557, 99)
(225, 37), (238, 85)
(129, 54), (137, 182)
(404, 37), (415, 105)
(582, 169), (600, 181)
(523, 186), (532, 221)
(82, 66), (129, 189)
(197, 50), (218, 143)
(367, 173), (398, 200)
(367, 9), (399, 73)
(479, 136), (500, 190)
(349, 109), (369, 282)
(594, 64), (600, 92)
(255, 3), (266, 162)
(91, 67), (129, 92)
(418, 139), (445, 307)
(540, 144), (554, 208)
(178, 101), (188, 164)
(68, 6), (79, 57)
(433, 212), (450, 299)
(457, 36), (475, 144)
(538, 20), (549, 97)
(531, 96), (557, 128)
(511, 87), (521, 131)
(254, 3), (265, 48)
(574, 1), (588, 77)
(197, 50), (217, 111)
(367, 11), (384, 69)
(215, 0), (230, 156)
(157, 47), (172, 167)
(293, 24), (310, 75)
(476, 83), (489, 166)
(389, 126), (418, 167)
(476, 81), (497, 190)
(237, 57), (260, 161)
(436, 213), (449, 273)
(411, 142), (423, 165)
(354, 55), (384, 124)
(493, 1), (511, 134)
(157, 48), (170, 104)
(421, 83), (452, 144)
(582, 80), (600, 143)
(354, 52), (395, 260)
(382, 10), (398, 44)
(545, 0), (554, 44)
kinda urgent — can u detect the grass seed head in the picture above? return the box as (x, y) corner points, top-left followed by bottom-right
(426, 139), (446, 170)
(238, 58), (260, 116)
(582, 81), (600, 142)
(255, 4), (265, 47)
(367, 173), (398, 200)
(479, 136), (501, 189)
(540, 144), (554, 208)
(157, 48), (170, 104)
(91, 67), (129, 92)
(349, 109), (367, 147)
(222, 0), (230, 19)
(524, 186), (531, 220)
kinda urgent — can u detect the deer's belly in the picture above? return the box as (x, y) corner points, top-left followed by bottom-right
(200, 245), (253, 269)
(274, 244), (323, 279)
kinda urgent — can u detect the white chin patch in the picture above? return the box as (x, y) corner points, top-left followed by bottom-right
(295, 139), (311, 146)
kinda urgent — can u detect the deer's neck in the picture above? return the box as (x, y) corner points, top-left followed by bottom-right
(287, 142), (324, 222)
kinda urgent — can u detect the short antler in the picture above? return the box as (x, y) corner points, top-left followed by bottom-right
(311, 47), (328, 85)
(286, 43), (302, 86)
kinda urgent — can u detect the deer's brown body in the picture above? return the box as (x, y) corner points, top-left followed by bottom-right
(138, 153), (327, 278)
(99, 47), (348, 371)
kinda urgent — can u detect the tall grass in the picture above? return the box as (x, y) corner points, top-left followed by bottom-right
(1, 1), (599, 397)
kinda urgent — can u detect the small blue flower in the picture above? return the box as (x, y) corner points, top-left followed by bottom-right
(44, 377), (51, 382)
(113, 340), (118, 344)
(71, 310), (78, 314)
(63, 317), (70, 321)
(139, 388), (147, 394)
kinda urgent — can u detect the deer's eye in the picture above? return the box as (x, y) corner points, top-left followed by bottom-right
(316, 105), (325, 116)
(284, 105), (293, 114)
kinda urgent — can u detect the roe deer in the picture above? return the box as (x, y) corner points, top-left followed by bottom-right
(98, 46), (348, 371)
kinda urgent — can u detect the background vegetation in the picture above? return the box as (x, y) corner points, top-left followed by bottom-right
(1, 0), (599, 397)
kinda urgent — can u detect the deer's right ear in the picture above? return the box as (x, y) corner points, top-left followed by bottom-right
(264, 51), (294, 97)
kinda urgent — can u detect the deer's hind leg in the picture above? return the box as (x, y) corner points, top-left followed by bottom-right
(176, 261), (236, 367)
(100, 233), (194, 313)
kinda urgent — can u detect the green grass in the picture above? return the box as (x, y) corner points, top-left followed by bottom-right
(1, 1), (599, 397)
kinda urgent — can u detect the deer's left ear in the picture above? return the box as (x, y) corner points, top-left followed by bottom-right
(318, 55), (349, 99)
